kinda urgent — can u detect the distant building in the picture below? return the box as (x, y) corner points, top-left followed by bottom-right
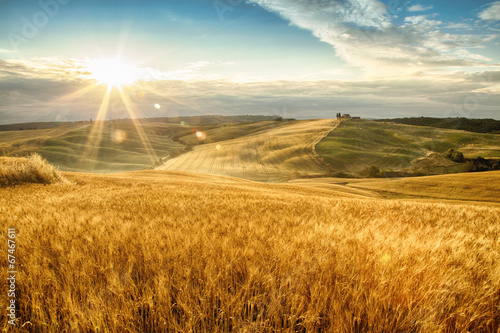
(342, 114), (351, 119)
(352, 116), (361, 119)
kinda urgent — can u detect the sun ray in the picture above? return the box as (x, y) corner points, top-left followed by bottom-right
(54, 83), (100, 103)
(117, 86), (158, 165)
(78, 85), (113, 171)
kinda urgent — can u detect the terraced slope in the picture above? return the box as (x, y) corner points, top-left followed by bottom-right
(156, 119), (339, 181)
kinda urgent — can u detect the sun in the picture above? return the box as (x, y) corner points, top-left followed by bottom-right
(87, 58), (141, 88)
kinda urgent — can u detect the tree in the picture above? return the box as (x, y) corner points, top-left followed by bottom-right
(364, 165), (382, 178)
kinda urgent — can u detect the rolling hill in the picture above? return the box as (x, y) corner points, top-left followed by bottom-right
(2, 117), (500, 179)
(289, 170), (500, 204)
(35, 122), (183, 173)
(156, 119), (339, 181)
(316, 119), (500, 176)
(0, 117), (281, 173)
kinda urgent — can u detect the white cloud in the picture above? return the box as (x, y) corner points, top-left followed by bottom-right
(478, 1), (500, 21)
(408, 4), (434, 12)
(452, 49), (492, 62)
(247, 0), (497, 76)
(445, 23), (472, 29)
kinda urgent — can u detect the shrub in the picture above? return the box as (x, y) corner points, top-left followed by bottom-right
(363, 165), (383, 178)
(0, 154), (69, 187)
(445, 148), (465, 163)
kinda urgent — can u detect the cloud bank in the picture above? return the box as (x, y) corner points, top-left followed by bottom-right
(0, 58), (499, 124)
(247, 0), (497, 76)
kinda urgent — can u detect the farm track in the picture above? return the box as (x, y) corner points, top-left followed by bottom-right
(156, 119), (339, 181)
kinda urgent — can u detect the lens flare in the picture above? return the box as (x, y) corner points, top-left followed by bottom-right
(112, 129), (127, 144)
(154, 103), (161, 109)
(195, 131), (207, 141)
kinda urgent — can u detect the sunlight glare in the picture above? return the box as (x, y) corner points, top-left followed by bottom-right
(87, 58), (141, 88)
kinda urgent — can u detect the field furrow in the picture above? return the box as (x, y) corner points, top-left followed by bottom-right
(156, 119), (339, 181)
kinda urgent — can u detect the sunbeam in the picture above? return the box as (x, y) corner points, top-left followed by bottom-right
(78, 85), (113, 171)
(117, 86), (158, 164)
(54, 84), (100, 103)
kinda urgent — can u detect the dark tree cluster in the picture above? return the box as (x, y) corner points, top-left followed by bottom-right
(445, 149), (500, 172)
(445, 149), (465, 163)
(375, 117), (500, 134)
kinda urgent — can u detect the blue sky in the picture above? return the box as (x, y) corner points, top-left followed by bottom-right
(0, 0), (499, 124)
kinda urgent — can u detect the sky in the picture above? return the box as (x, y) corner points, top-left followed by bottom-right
(0, 0), (499, 124)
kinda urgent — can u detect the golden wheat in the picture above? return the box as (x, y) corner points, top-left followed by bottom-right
(0, 154), (68, 187)
(0, 170), (499, 332)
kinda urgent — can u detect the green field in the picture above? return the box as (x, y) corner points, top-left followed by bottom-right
(35, 123), (184, 173)
(0, 123), (84, 157)
(316, 119), (500, 176)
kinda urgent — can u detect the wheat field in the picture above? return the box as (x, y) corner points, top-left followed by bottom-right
(156, 119), (338, 181)
(1, 166), (499, 332)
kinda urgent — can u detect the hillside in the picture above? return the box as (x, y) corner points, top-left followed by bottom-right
(35, 122), (183, 173)
(156, 119), (339, 181)
(316, 119), (500, 176)
(2, 117), (500, 178)
(289, 170), (500, 203)
(1, 168), (499, 332)
(0, 116), (278, 173)
(0, 123), (85, 157)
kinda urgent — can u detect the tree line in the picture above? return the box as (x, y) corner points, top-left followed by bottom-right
(375, 117), (500, 134)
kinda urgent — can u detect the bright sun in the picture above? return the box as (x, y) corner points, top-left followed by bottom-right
(87, 58), (141, 88)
